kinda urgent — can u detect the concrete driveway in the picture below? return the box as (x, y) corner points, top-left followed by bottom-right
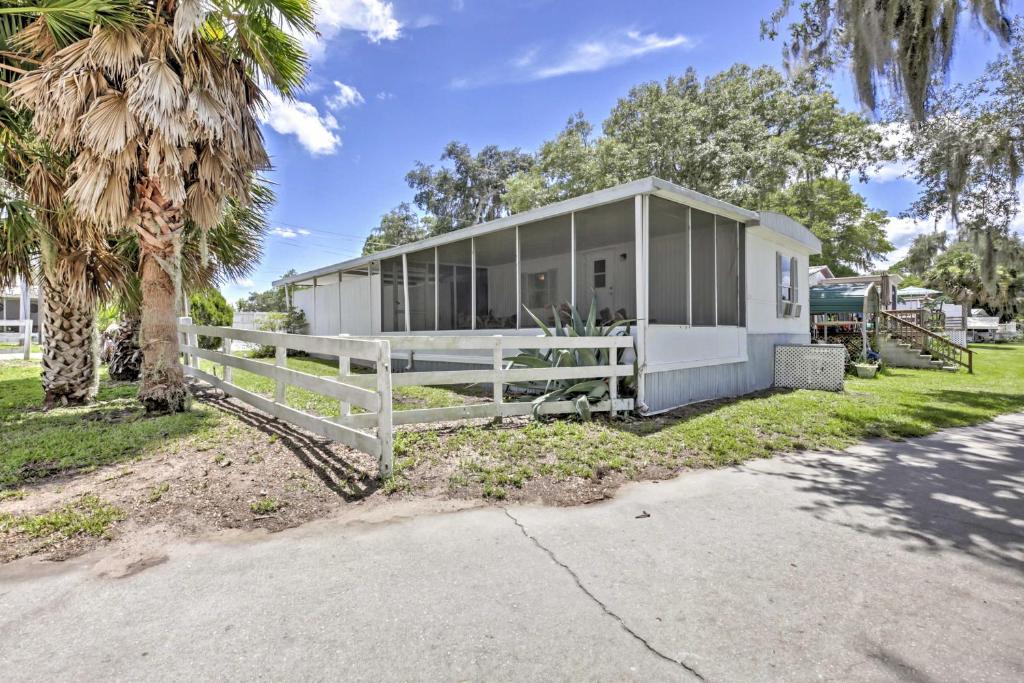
(2, 414), (1023, 681)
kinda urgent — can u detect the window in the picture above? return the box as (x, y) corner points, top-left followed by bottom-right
(777, 252), (800, 317)
(379, 256), (405, 332)
(474, 229), (517, 329)
(574, 199), (635, 323)
(690, 208), (716, 326)
(715, 217), (739, 326)
(406, 248), (435, 331)
(438, 240), (472, 330)
(593, 260), (606, 289)
(648, 196), (689, 325)
(519, 214), (571, 326)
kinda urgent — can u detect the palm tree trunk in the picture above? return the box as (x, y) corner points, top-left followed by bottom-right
(39, 271), (98, 407)
(135, 178), (189, 413)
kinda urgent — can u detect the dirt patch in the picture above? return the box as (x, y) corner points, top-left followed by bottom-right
(0, 386), (681, 566)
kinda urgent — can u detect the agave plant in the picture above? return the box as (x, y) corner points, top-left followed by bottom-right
(510, 299), (634, 420)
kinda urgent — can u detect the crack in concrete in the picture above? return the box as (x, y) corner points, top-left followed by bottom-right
(504, 509), (707, 681)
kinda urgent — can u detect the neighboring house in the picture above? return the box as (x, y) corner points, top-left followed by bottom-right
(895, 285), (941, 309)
(808, 265), (834, 286)
(274, 177), (820, 414)
(1, 279), (39, 339)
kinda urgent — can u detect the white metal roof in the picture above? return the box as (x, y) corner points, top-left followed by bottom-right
(274, 177), (815, 286)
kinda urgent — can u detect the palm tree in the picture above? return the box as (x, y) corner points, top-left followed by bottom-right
(0, 0), (132, 405)
(10, 0), (313, 412)
(106, 179), (274, 380)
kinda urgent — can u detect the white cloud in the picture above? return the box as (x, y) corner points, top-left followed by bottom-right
(453, 30), (692, 88)
(326, 81), (365, 110)
(258, 91), (340, 156)
(271, 227), (312, 238)
(376, 90), (395, 101)
(876, 215), (954, 268)
(236, 278), (255, 288)
(866, 122), (913, 183)
(534, 30), (692, 79)
(304, 0), (402, 59)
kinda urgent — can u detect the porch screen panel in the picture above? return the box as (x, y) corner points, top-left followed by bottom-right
(519, 214), (572, 326)
(648, 196), (689, 325)
(574, 199), (636, 323)
(406, 248), (436, 331)
(437, 239), (472, 330)
(690, 209), (716, 326)
(715, 218), (739, 326)
(474, 229), (517, 329)
(379, 256), (405, 332)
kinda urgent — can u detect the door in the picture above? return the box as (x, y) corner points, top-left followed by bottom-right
(584, 252), (614, 318)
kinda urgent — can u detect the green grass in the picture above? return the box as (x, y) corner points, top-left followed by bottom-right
(0, 361), (220, 489)
(0, 494), (124, 540)
(415, 343), (1024, 498)
(250, 497), (281, 514)
(0, 343), (41, 353)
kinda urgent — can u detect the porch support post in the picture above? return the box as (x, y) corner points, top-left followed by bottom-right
(514, 226), (521, 329)
(570, 212), (576, 309)
(402, 253), (411, 333)
(634, 194), (648, 410)
(311, 277), (317, 336)
(433, 247), (439, 331)
(470, 238), (476, 330)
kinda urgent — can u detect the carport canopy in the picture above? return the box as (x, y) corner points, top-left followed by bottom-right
(809, 283), (877, 315)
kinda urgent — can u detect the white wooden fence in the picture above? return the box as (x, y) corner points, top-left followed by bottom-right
(177, 319), (634, 478)
(0, 319), (33, 359)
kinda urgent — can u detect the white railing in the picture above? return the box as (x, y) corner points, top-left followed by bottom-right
(176, 320), (635, 479)
(0, 319), (33, 359)
(178, 318), (394, 477)
(331, 334), (635, 429)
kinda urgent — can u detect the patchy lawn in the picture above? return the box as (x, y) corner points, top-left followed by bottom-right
(0, 342), (41, 353)
(2, 343), (1023, 563)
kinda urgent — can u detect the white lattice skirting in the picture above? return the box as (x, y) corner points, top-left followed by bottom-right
(774, 344), (845, 392)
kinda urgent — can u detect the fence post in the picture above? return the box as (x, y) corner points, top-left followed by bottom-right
(338, 334), (351, 418)
(376, 340), (393, 479)
(177, 316), (192, 367)
(222, 335), (233, 383)
(22, 318), (32, 360)
(608, 339), (618, 417)
(274, 345), (287, 403)
(492, 335), (503, 423)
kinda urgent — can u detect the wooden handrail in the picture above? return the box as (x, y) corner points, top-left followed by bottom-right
(879, 310), (973, 373)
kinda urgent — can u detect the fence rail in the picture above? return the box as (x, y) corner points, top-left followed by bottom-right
(176, 321), (634, 478)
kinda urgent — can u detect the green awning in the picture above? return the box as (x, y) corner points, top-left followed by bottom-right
(809, 283), (875, 314)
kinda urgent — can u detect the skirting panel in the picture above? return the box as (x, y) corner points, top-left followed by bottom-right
(642, 333), (809, 413)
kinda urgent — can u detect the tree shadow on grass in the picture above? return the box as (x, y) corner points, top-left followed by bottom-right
(193, 388), (379, 502)
(749, 415), (1024, 572)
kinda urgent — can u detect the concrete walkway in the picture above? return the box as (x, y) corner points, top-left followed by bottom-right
(2, 415), (1023, 681)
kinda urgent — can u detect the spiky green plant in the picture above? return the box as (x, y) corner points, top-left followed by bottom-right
(510, 299), (634, 420)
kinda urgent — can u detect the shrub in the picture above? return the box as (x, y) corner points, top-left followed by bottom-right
(249, 308), (308, 358)
(190, 289), (233, 350)
(511, 298), (634, 419)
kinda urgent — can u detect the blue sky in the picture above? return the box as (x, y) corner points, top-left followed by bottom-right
(225, 0), (1010, 303)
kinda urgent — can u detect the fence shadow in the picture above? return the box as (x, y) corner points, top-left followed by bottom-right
(193, 387), (379, 501)
(749, 416), (1024, 571)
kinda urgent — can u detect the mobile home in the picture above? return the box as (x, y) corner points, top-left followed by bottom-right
(274, 177), (820, 413)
